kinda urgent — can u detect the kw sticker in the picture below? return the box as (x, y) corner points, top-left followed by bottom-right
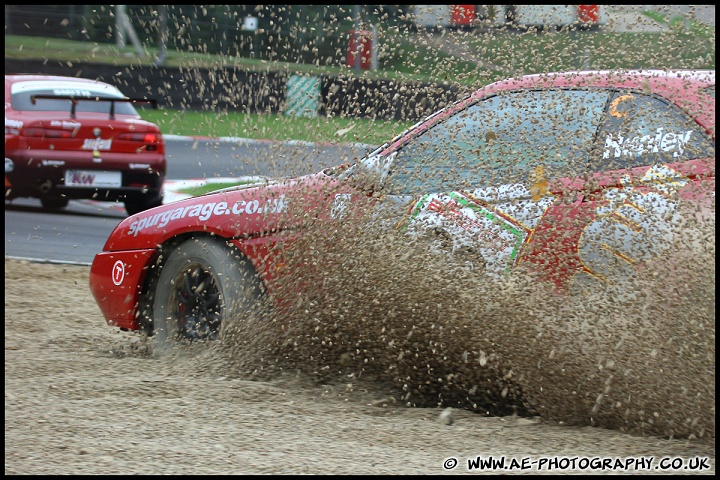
(67, 171), (97, 185)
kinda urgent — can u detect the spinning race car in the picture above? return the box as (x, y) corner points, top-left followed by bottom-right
(89, 69), (715, 346)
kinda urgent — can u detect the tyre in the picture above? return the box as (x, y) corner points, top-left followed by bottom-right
(151, 237), (265, 348)
(124, 194), (163, 216)
(40, 196), (69, 210)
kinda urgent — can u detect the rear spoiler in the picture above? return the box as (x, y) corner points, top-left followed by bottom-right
(30, 95), (158, 120)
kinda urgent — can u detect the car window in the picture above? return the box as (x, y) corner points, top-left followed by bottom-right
(385, 89), (609, 194)
(11, 88), (138, 115)
(590, 91), (716, 172)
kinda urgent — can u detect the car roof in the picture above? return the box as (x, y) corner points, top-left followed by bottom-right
(5, 74), (124, 97)
(6, 74), (111, 86)
(481, 69), (715, 98)
(5, 74), (125, 104)
(385, 69), (715, 153)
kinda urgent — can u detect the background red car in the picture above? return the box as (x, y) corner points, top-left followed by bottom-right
(5, 74), (165, 215)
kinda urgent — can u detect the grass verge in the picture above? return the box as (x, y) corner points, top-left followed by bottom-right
(139, 109), (414, 145)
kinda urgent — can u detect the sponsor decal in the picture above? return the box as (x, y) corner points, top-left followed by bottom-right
(400, 181), (555, 278)
(569, 165), (689, 299)
(41, 160), (65, 167)
(67, 171), (96, 185)
(404, 192), (532, 278)
(5, 118), (23, 130)
(608, 94), (633, 118)
(53, 88), (95, 97)
(529, 165), (549, 201)
(82, 138), (112, 151)
(127, 194), (288, 237)
(65, 170), (120, 188)
(112, 260), (126, 285)
(49, 120), (81, 130)
(330, 194), (351, 219)
(603, 128), (693, 160)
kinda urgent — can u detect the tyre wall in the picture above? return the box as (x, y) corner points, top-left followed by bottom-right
(5, 59), (462, 122)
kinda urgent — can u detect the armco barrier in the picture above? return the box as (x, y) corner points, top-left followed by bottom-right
(5, 59), (464, 122)
(5, 59), (286, 114)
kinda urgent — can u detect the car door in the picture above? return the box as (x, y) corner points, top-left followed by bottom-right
(372, 89), (611, 280)
(564, 90), (716, 299)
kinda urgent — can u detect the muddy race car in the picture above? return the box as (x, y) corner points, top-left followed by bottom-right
(5, 74), (166, 215)
(89, 69), (715, 346)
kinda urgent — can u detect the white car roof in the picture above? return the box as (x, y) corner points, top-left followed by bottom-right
(11, 79), (125, 98)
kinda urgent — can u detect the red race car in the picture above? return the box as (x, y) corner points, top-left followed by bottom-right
(89, 69), (715, 346)
(5, 74), (166, 215)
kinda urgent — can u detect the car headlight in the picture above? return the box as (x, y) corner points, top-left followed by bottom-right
(5, 158), (14, 173)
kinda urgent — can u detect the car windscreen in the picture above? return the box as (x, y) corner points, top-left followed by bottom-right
(12, 89), (138, 115)
(385, 89), (609, 195)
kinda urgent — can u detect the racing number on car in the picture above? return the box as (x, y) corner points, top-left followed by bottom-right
(112, 260), (125, 286)
(569, 165), (689, 299)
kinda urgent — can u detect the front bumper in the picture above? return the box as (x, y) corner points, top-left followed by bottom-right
(89, 248), (158, 331)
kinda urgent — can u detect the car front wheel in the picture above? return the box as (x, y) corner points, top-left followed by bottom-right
(124, 195), (163, 216)
(151, 237), (265, 349)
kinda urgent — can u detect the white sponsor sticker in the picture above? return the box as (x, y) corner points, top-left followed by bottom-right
(330, 194), (351, 219)
(49, 120), (81, 130)
(127, 194), (289, 237)
(82, 138), (112, 151)
(5, 118), (23, 129)
(603, 128), (693, 160)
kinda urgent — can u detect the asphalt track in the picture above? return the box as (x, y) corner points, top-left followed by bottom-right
(4, 135), (374, 265)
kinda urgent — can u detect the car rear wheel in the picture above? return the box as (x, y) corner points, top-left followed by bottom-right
(40, 196), (69, 210)
(151, 237), (265, 349)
